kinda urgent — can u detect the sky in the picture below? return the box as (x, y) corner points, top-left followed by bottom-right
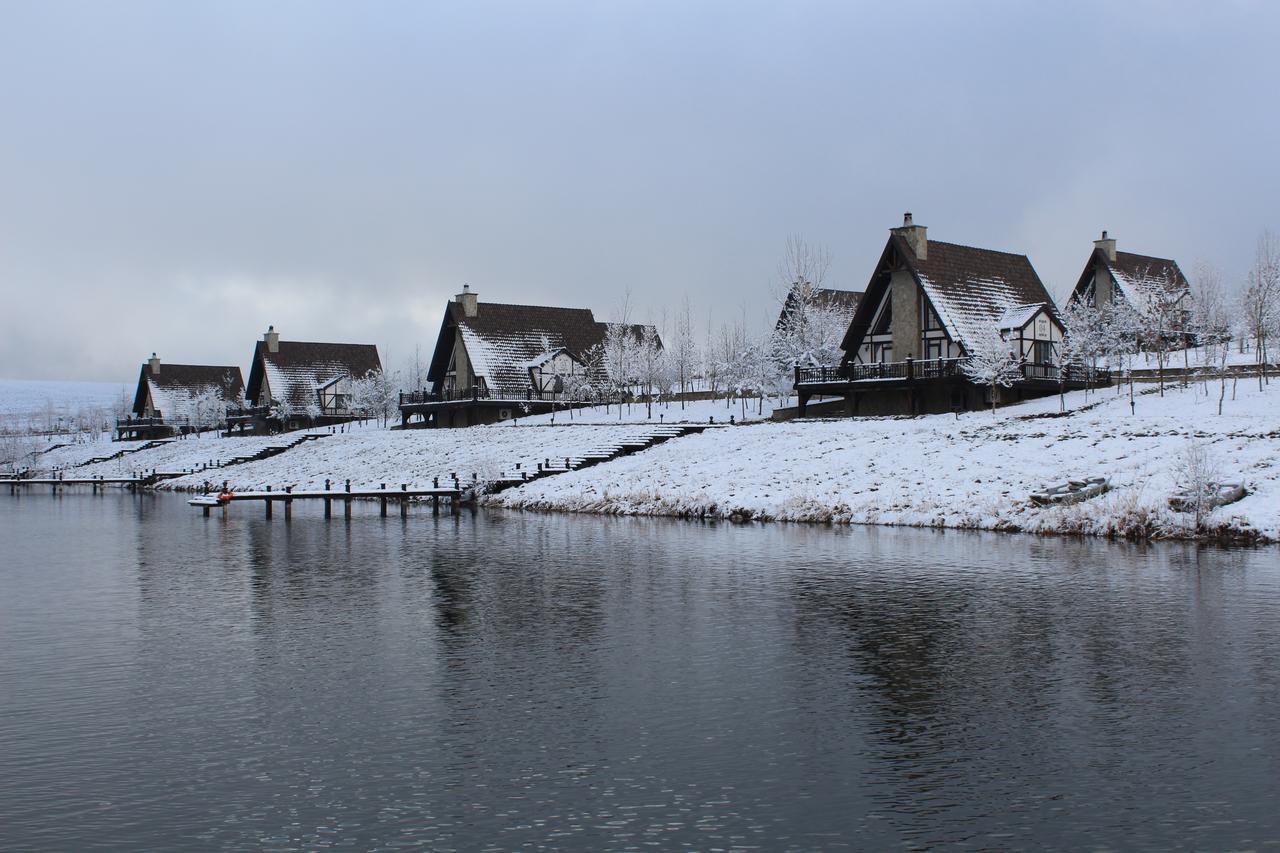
(1, 0), (1278, 382)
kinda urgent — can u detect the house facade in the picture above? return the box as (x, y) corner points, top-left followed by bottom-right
(117, 354), (244, 440)
(232, 327), (382, 434)
(794, 214), (1101, 417)
(1068, 231), (1191, 315)
(402, 287), (657, 427)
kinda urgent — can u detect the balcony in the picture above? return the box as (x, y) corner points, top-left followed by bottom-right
(795, 358), (1110, 389)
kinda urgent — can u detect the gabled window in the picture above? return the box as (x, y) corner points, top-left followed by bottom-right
(871, 296), (892, 334)
(921, 301), (943, 331)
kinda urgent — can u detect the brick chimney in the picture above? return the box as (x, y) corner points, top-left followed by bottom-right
(456, 284), (479, 318)
(891, 211), (927, 260)
(148, 353), (160, 374)
(1094, 230), (1117, 262)
(264, 325), (280, 353)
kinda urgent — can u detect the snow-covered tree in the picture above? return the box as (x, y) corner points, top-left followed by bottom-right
(771, 282), (848, 373)
(1189, 263), (1235, 413)
(188, 387), (227, 433)
(961, 325), (1023, 417)
(1240, 230), (1280, 389)
(1174, 440), (1222, 534)
(351, 369), (400, 427)
(636, 324), (664, 418)
(670, 297), (699, 409)
(1134, 265), (1189, 396)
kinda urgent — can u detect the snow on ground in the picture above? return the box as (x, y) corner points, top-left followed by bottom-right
(515, 396), (774, 425)
(490, 379), (1280, 543)
(29, 424), (686, 493)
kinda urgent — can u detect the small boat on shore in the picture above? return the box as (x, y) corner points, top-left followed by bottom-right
(1168, 483), (1246, 513)
(1030, 477), (1110, 506)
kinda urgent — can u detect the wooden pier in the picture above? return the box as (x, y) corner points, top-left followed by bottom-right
(4, 472), (178, 494)
(189, 478), (472, 519)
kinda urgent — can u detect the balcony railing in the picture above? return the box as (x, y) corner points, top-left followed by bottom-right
(796, 357), (1111, 387)
(399, 386), (607, 406)
(226, 406), (271, 422)
(115, 416), (189, 429)
(796, 357), (964, 385)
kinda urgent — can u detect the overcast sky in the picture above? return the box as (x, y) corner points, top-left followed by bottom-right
(1, 0), (1277, 381)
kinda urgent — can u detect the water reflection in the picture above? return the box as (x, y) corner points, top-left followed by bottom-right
(0, 496), (1277, 850)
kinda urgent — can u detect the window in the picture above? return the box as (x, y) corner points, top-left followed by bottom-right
(925, 338), (942, 360)
(872, 298), (892, 334)
(1033, 340), (1053, 364)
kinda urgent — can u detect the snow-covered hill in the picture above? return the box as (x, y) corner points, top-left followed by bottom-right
(492, 379), (1280, 543)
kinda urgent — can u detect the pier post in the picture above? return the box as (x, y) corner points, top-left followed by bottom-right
(380, 483), (387, 517)
(324, 479), (331, 518)
(401, 484), (408, 518)
(433, 494), (439, 515)
(284, 486), (292, 521)
(265, 485), (272, 519)
(203, 504), (210, 517)
(344, 479), (352, 519)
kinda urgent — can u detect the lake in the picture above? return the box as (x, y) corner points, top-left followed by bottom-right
(2, 493), (1278, 850)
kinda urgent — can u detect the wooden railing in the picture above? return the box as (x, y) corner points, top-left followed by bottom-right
(400, 386), (492, 405)
(226, 406), (270, 422)
(115, 416), (189, 429)
(795, 357), (963, 385)
(796, 358), (1111, 387)
(400, 386), (606, 406)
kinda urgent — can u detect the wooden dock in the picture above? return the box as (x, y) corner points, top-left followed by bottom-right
(4, 472), (180, 493)
(189, 479), (472, 519)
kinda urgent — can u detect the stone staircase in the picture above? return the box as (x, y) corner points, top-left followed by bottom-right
(211, 433), (328, 471)
(487, 424), (710, 493)
(73, 439), (175, 467)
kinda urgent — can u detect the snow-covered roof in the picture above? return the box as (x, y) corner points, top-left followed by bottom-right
(132, 363), (245, 418)
(427, 299), (659, 397)
(518, 348), (577, 370)
(775, 285), (862, 330)
(996, 303), (1048, 331)
(842, 235), (1061, 357)
(246, 341), (381, 408)
(1107, 251), (1190, 313)
(909, 241), (1059, 353)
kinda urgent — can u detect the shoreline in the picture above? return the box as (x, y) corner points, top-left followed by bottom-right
(12, 380), (1279, 548)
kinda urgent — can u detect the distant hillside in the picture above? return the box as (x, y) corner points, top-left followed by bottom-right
(0, 379), (131, 431)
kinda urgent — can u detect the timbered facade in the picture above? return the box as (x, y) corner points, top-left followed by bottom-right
(1068, 231), (1191, 314)
(795, 214), (1103, 417)
(117, 354), (245, 440)
(403, 287), (658, 428)
(233, 327), (382, 434)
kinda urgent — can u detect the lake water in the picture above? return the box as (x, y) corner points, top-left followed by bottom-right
(2, 493), (1278, 851)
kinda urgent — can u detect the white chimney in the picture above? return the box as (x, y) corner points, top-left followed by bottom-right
(891, 211), (928, 260)
(456, 284), (479, 318)
(148, 352), (161, 374)
(1094, 230), (1117, 262)
(264, 325), (280, 353)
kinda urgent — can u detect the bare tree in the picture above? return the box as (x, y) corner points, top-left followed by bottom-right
(636, 325), (663, 419)
(775, 234), (832, 297)
(603, 295), (641, 417)
(1174, 440), (1222, 534)
(961, 326), (1023, 417)
(670, 296), (699, 410)
(1136, 264), (1189, 396)
(1190, 263), (1235, 413)
(1240, 230), (1280, 389)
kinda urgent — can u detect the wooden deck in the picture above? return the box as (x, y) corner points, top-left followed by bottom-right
(189, 481), (471, 518)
